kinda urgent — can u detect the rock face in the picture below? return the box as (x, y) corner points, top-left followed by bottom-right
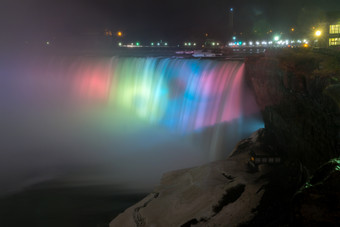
(293, 158), (340, 226)
(110, 129), (271, 227)
(245, 49), (340, 171)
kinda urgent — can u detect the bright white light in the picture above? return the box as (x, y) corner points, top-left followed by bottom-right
(243, 43), (246, 46)
(157, 43), (160, 46)
(268, 41), (273, 44)
(249, 41), (253, 46)
(184, 43), (187, 46)
(217, 43), (219, 45)
(193, 43), (196, 46)
(256, 41), (260, 45)
(229, 42), (234, 46)
(274, 36), (279, 41)
(164, 42), (168, 46)
(232, 36), (236, 40)
(212, 42), (215, 46)
(297, 40), (302, 43)
(46, 41), (50, 45)
(291, 41), (295, 43)
(118, 42), (122, 46)
(315, 30), (322, 36)
(188, 42), (192, 46)
(262, 41), (267, 45)
(278, 41), (282, 44)
(303, 39), (307, 43)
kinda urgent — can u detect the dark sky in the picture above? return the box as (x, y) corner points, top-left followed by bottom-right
(1, 0), (340, 44)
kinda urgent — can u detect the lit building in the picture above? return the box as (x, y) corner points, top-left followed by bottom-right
(328, 12), (340, 47)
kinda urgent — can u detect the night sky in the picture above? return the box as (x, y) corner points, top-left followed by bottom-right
(1, 0), (340, 44)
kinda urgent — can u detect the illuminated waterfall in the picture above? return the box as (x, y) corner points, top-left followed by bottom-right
(61, 57), (256, 133)
(0, 56), (263, 193)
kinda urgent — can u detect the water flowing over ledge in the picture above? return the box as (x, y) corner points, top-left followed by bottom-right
(0, 56), (263, 194)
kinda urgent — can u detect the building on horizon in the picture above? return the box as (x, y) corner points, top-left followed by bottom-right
(327, 12), (340, 47)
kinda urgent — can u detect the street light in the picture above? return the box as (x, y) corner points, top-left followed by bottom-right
(315, 30), (322, 37)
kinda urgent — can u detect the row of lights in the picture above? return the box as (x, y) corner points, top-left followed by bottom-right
(118, 42), (168, 47)
(228, 39), (309, 47)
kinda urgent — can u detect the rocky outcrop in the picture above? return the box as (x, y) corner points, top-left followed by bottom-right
(245, 49), (340, 172)
(110, 129), (273, 227)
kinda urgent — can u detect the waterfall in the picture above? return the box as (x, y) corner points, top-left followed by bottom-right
(0, 56), (263, 194)
(51, 57), (259, 132)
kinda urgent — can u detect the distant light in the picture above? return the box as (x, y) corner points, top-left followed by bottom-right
(117, 31), (123, 37)
(164, 42), (168, 46)
(151, 42), (154, 46)
(268, 41), (273, 44)
(232, 36), (236, 40)
(212, 42), (215, 46)
(118, 42), (122, 46)
(157, 43), (160, 46)
(136, 42), (140, 46)
(262, 41), (267, 45)
(229, 42), (234, 46)
(274, 36), (279, 41)
(291, 28), (295, 32)
(303, 39), (307, 43)
(249, 41), (253, 46)
(256, 41), (260, 45)
(217, 42), (219, 45)
(303, 43), (309, 48)
(46, 41), (50, 45)
(188, 42), (192, 46)
(297, 40), (302, 43)
(315, 30), (322, 37)
(230, 8), (234, 12)
(238, 41), (242, 45)
(184, 43), (187, 46)
(193, 43), (196, 46)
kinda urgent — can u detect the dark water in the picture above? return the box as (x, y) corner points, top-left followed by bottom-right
(0, 182), (146, 227)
